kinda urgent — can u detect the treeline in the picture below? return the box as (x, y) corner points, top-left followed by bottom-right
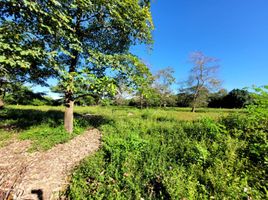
(3, 85), (59, 106)
(5, 84), (252, 109)
(115, 88), (252, 109)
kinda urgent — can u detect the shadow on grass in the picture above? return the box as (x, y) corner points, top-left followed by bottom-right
(148, 177), (171, 200)
(0, 108), (111, 131)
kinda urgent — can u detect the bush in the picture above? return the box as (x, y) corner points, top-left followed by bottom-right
(32, 98), (46, 106)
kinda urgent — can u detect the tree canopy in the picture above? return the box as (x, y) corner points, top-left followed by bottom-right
(0, 0), (154, 132)
(183, 51), (221, 112)
(152, 67), (176, 107)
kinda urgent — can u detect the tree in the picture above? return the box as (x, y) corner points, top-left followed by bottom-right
(0, 65), (8, 108)
(0, 0), (56, 108)
(1, 0), (154, 133)
(153, 67), (176, 107)
(184, 51), (221, 112)
(133, 69), (155, 109)
(223, 89), (252, 108)
(4, 84), (52, 106)
(113, 83), (132, 106)
(208, 89), (228, 108)
(176, 92), (192, 107)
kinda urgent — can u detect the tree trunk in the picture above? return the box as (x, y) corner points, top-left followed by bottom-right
(64, 99), (74, 133)
(140, 94), (143, 109)
(0, 98), (4, 109)
(64, 48), (78, 133)
(191, 88), (199, 113)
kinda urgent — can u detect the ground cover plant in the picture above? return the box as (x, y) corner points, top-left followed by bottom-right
(0, 104), (266, 199)
(64, 104), (267, 199)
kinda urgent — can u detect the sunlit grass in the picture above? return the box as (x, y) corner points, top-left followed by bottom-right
(1, 105), (265, 198)
(0, 130), (15, 147)
(0, 105), (242, 150)
(65, 105), (265, 199)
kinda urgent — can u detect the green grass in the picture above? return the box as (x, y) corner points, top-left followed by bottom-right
(64, 106), (266, 199)
(0, 105), (236, 151)
(0, 130), (15, 147)
(0, 105), (90, 151)
(1, 105), (265, 199)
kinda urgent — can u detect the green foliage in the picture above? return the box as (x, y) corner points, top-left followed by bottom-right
(220, 112), (267, 199)
(0, 0), (56, 96)
(223, 89), (252, 108)
(4, 85), (53, 106)
(250, 85), (268, 110)
(207, 89), (227, 108)
(1, 0), (154, 97)
(65, 106), (267, 199)
(152, 67), (176, 107)
(0, 105), (234, 150)
(100, 98), (113, 106)
(1, 105), (265, 198)
(176, 92), (193, 107)
(1, 0), (154, 132)
(75, 96), (97, 106)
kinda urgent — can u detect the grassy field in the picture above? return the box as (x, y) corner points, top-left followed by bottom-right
(0, 105), (266, 199)
(65, 106), (266, 199)
(0, 105), (237, 149)
(0, 105), (81, 150)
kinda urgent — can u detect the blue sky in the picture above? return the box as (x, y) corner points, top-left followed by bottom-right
(132, 0), (268, 91)
(35, 0), (268, 97)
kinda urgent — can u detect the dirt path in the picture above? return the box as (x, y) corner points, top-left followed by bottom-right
(0, 129), (101, 200)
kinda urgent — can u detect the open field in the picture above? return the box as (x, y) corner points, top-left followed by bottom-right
(0, 105), (241, 150)
(1, 1), (267, 199)
(66, 106), (266, 199)
(0, 105), (266, 199)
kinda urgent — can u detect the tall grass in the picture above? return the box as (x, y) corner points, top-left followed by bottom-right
(65, 107), (266, 199)
(1, 105), (265, 199)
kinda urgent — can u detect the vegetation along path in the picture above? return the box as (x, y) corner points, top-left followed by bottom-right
(0, 129), (101, 200)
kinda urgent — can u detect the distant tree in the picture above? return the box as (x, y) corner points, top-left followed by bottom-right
(75, 96), (96, 106)
(1, 0), (154, 133)
(4, 84), (52, 106)
(165, 94), (177, 107)
(112, 75), (135, 106)
(208, 89), (228, 108)
(129, 86), (157, 108)
(223, 89), (252, 108)
(133, 71), (155, 108)
(153, 67), (176, 107)
(176, 92), (193, 107)
(184, 51), (221, 112)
